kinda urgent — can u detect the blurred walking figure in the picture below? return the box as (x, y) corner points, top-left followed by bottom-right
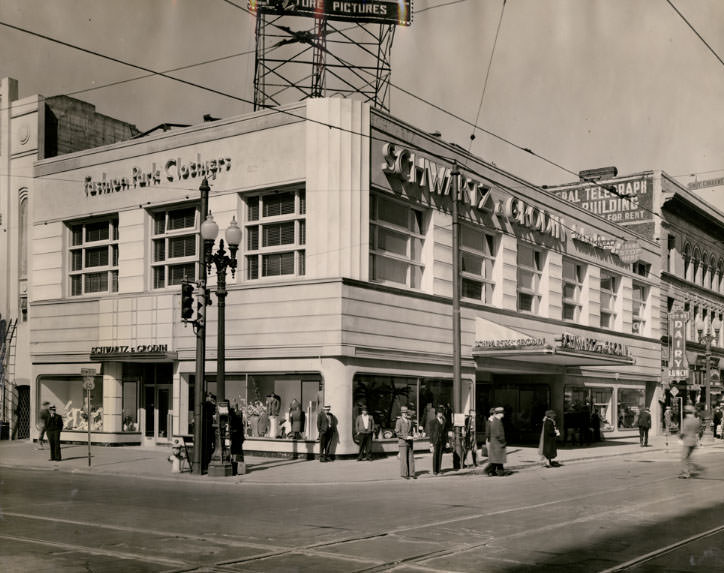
(679, 405), (700, 479)
(663, 406), (673, 447)
(637, 407), (651, 447)
(538, 410), (560, 468)
(37, 401), (51, 449)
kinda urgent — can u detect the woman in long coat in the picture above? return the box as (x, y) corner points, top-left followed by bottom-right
(487, 407), (507, 476)
(539, 410), (559, 467)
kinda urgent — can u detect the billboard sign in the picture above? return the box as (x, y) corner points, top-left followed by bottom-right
(552, 175), (653, 227)
(667, 310), (689, 380)
(249, 0), (413, 26)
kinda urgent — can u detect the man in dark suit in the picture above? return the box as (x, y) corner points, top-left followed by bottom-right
(354, 406), (374, 461)
(46, 405), (64, 461)
(426, 408), (447, 476)
(316, 404), (337, 462)
(637, 407), (652, 447)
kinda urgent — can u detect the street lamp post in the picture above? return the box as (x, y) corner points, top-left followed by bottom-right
(202, 212), (241, 477)
(698, 320), (720, 438)
(191, 179), (209, 475)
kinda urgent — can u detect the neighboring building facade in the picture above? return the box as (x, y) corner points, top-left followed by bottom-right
(29, 98), (662, 455)
(549, 169), (724, 433)
(0, 77), (137, 440)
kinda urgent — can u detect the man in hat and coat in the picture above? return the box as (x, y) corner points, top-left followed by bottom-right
(394, 406), (416, 479)
(486, 407), (507, 476)
(46, 405), (64, 461)
(426, 407), (447, 476)
(637, 407), (652, 447)
(317, 404), (337, 462)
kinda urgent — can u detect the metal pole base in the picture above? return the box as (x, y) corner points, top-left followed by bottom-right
(207, 461), (233, 477)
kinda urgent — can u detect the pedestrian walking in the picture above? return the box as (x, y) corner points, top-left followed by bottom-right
(38, 401), (51, 449)
(484, 407), (495, 475)
(538, 410), (560, 467)
(316, 404), (337, 462)
(663, 406), (673, 446)
(637, 407), (651, 447)
(354, 406), (374, 461)
(426, 408), (446, 476)
(394, 406), (416, 479)
(46, 405), (64, 461)
(679, 405), (700, 478)
(485, 407), (507, 477)
(695, 405), (705, 447)
(462, 410), (478, 468)
(713, 406), (723, 440)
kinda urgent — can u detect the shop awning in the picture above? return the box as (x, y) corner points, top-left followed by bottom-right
(472, 318), (635, 367)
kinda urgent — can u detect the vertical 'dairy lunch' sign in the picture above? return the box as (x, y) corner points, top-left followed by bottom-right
(667, 310), (689, 380)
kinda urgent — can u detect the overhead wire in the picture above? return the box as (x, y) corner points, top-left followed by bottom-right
(2, 5), (723, 281)
(468, 0), (507, 152)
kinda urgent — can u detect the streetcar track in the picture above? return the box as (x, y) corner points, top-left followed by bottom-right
(3, 464), (722, 572)
(0, 533), (190, 567)
(598, 523), (724, 572)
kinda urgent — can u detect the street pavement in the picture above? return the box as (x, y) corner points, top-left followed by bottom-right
(3, 432), (720, 485)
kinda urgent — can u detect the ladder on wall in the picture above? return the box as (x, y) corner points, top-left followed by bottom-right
(1, 319), (18, 434)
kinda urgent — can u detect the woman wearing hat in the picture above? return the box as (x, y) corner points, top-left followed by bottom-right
(538, 410), (560, 468)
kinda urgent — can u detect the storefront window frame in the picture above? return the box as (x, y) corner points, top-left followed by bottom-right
(150, 203), (200, 289)
(67, 215), (119, 296)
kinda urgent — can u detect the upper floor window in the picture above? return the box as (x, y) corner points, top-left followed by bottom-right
(245, 189), (306, 280)
(69, 217), (119, 295)
(632, 282), (648, 335)
(562, 258), (585, 322)
(600, 270), (619, 329)
(369, 193), (425, 288)
(151, 205), (198, 288)
(517, 244), (544, 314)
(460, 225), (496, 303)
(632, 261), (650, 278)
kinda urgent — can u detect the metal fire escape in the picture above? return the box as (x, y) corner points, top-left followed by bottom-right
(1, 318), (17, 438)
(253, 10), (396, 111)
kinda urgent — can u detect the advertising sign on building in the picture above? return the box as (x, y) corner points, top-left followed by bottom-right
(249, 0), (413, 26)
(667, 310), (689, 380)
(552, 175), (653, 232)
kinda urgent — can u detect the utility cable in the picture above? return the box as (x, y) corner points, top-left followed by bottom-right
(667, 0), (724, 69)
(468, 0), (506, 152)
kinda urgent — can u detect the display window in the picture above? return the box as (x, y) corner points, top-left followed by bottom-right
(617, 388), (645, 429)
(38, 376), (104, 431)
(193, 373), (323, 440)
(564, 385), (614, 432)
(352, 374), (453, 440)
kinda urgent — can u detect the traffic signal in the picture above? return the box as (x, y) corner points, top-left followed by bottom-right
(181, 281), (195, 321)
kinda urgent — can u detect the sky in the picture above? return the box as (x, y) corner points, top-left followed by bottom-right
(2, 0), (724, 194)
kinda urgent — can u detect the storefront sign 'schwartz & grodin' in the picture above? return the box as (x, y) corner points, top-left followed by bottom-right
(83, 154), (232, 197)
(382, 143), (626, 248)
(557, 333), (631, 358)
(473, 337), (548, 351)
(91, 345), (169, 356)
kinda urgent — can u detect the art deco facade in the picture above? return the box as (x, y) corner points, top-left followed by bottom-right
(26, 98), (663, 455)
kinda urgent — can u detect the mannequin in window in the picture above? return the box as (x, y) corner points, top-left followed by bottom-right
(266, 393), (281, 437)
(289, 398), (304, 439)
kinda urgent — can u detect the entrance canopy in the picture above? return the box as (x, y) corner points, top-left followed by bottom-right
(472, 318), (635, 367)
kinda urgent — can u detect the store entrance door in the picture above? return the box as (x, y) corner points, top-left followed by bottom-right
(143, 384), (172, 445)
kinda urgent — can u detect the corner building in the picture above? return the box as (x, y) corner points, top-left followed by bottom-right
(30, 99), (661, 455)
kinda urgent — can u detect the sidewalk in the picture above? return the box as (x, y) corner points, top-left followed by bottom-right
(1, 435), (721, 485)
